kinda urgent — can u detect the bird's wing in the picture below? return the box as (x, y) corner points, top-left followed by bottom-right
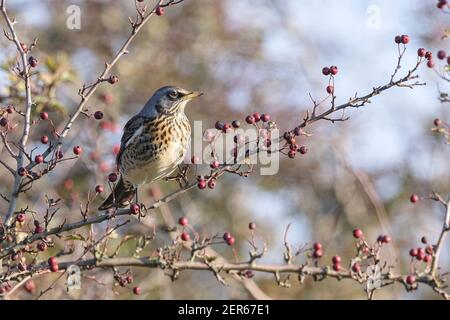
(116, 115), (148, 166)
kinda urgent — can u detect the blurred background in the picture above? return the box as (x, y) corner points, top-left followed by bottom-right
(0, 0), (449, 299)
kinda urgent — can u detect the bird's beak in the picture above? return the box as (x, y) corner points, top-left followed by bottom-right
(183, 90), (204, 100)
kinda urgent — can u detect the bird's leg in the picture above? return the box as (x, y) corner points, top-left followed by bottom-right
(164, 164), (190, 188)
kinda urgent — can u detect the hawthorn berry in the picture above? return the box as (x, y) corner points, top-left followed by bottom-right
(191, 155), (200, 164)
(299, 146), (308, 155)
(17, 212), (26, 223)
(210, 160), (219, 169)
(249, 222), (256, 230)
(108, 173), (118, 183)
(313, 249), (323, 258)
(126, 275), (133, 284)
(417, 48), (426, 57)
(381, 235), (392, 244)
(222, 123), (232, 133)
(40, 112), (49, 120)
(406, 275), (416, 285)
(330, 65), (338, 75)
(95, 185), (104, 193)
(288, 150), (296, 159)
(73, 145), (82, 155)
(181, 232), (190, 241)
(48, 256), (57, 266)
(332, 263), (341, 271)
(130, 203), (140, 215)
(155, 5), (165, 16)
(352, 263), (361, 273)
(425, 51), (432, 60)
(352, 229), (363, 239)
(326, 85), (334, 94)
(133, 286), (141, 295)
(261, 114), (270, 122)
(313, 242), (322, 251)
(417, 248), (426, 261)
(332, 255), (341, 264)
(394, 35), (402, 44)
(215, 121), (224, 130)
(6, 105), (13, 113)
(0, 117), (8, 127)
(35, 225), (44, 234)
(94, 111), (104, 120)
(207, 179), (216, 189)
(245, 115), (255, 124)
(410, 194), (419, 203)
(409, 248), (418, 257)
(437, 50), (446, 60)
(226, 236), (235, 246)
(108, 75), (119, 84)
(424, 255), (432, 263)
(20, 42), (28, 52)
(253, 113), (261, 122)
(223, 232), (232, 241)
(434, 118), (442, 127)
(40, 135), (49, 144)
(18, 167), (28, 176)
(425, 245), (433, 255)
(28, 56), (38, 68)
(24, 280), (36, 294)
(197, 178), (207, 189)
(57, 150), (64, 159)
(50, 263), (59, 272)
(37, 242), (47, 252)
(178, 216), (188, 226)
(427, 60), (435, 68)
(322, 67), (330, 76)
(401, 34), (409, 44)
(35, 154), (44, 164)
(231, 120), (241, 128)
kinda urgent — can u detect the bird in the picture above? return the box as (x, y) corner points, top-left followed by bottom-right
(98, 86), (203, 211)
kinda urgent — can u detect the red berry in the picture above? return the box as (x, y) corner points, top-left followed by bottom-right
(20, 42), (28, 52)
(434, 118), (442, 127)
(17, 213), (26, 223)
(178, 216), (188, 226)
(326, 85), (334, 94)
(73, 145), (82, 155)
(253, 113), (261, 122)
(95, 185), (104, 193)
(6, 105), (13, 113)
(191, 155), (200, 164)
(40, 112), (49, 120)
(232, 120), (241, 128)
(133, 286), (141, 295)
(417, 48), (426, 57)
(288, 150), (296, 159)
(108, 173), (118, 182)
(401, 34), (409, 44)
(406, 275), (416, 285)
(417, 248), (426, 261)
(260, 114), (270, 122)
(330, 65), (338, 75)
(130, 203), (140, 215)
(332, 255), (341, 264)
(425, 51), (432, 60)
(210, 160), (220, 169)
(155, 5), (165, 16)
(381, 235), (392, 244)
(223, 232), (232, 241)
(207, 179), (216, 189)
(394, 35), (402, 44)
(94, 111), (104, 120)
(410, 194), (419, 203)
(50, 263), (59, 272)
(226, 236), (235, 246)
(35, 154), (44, 164)
(18, 167), (28, 176)
(332, 263), (341, 271)
(181, 232), (190, 241)
(447, 56), (450, 65)
(313, 249), (323, 258)
(424, 255), (432, 263)
(126, 275), (133, 284)
(37, 242), (47, 252)
(108, 75), (119, 84)
(409, 248), (418, 257)
(427, 60), (435, 68)
(35, 225), (44, 234)
(197, 179), (206, 189)
(313, 242), (322, 251)
(249, 222), (256, 230)
(24, 280), (36, 294)
(48, 256), (57, 266)
(299, 146), (308, 155)
(40, 135), (49, 144)
(245, 115), (255, 124)
(215, 121), (224, 130)
(0, 117), (8, 127)
(437, 50), (446, 60)
(322, 67), (330, 75)
(28, 56), (38, 68)
(222, 123), (232, 133)
(353, 229), (363, 239)
(352, 263), (361, 273)
(425, 245), (433, 255)
(57, 150), (64, 159)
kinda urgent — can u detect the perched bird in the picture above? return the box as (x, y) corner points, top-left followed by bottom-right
(98, 86), (203, 210)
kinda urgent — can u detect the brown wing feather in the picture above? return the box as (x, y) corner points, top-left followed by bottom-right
(116, 115), (146, 166)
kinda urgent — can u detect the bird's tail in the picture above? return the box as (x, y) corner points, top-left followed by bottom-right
(98, 178), (135, 211)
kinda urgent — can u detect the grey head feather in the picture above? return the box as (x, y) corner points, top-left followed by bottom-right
(139, 86), (192, 118)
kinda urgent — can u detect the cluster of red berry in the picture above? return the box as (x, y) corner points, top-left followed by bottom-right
(437, 0), (449, 9)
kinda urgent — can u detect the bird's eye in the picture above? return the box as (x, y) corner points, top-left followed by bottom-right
(168, 91), (178, 100)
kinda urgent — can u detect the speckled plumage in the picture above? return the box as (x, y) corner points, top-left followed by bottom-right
(98, 86), (202, 210)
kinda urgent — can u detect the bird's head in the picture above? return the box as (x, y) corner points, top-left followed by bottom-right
(140, 86), (203, 117)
